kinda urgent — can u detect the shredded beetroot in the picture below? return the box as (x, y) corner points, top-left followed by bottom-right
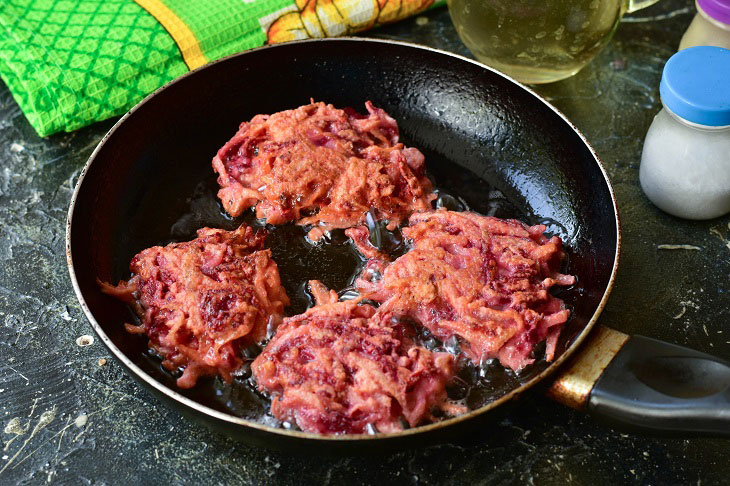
(344, 225), (390, 261)
(251, 287), (458, 435)
(352, 209), (576, 372)
(307, 279), (339, 306)
(100, 226), (289, 389)
(212, 101), (435, 238)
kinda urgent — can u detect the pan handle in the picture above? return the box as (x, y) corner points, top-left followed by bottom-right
(547, 326), (730, 436)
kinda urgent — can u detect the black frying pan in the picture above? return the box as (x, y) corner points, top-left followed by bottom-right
(65, 39), (730, 453)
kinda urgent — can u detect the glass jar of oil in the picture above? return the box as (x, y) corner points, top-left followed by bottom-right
(448, 0), (661, 84)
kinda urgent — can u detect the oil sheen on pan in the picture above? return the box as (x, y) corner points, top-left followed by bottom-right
(100, 101), (576, 435)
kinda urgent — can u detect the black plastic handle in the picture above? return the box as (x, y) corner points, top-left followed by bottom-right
(588, 335), (730, 436)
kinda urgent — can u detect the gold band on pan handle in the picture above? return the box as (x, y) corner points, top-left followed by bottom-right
(547, 326), (630, 410)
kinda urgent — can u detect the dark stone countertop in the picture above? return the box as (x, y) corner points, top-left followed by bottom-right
(1, 0), (729, 483)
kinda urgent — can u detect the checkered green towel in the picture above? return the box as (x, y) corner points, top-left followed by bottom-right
(0, 0), (442, 137)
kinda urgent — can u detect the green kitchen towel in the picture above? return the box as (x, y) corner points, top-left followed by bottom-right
(0, 0), (442, 137)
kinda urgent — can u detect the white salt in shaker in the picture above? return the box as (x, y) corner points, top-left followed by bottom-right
(679, 0), (730, 50)
(640, 46), (730, 220)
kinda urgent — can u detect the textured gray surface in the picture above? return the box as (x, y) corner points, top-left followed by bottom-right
(1, 0), (729, 484)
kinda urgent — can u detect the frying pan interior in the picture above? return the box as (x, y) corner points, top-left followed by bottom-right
(68, 39), (618, 445)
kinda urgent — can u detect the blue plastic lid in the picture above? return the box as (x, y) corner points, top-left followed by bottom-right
(660, 46), (730, 126)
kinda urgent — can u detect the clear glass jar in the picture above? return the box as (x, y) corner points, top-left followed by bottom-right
(446, 0), (660, 84)
(639, 46), (730, 220)
(679, 0), (730, 50)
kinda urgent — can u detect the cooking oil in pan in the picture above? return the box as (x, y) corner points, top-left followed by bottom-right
(127, 160), (567, 429)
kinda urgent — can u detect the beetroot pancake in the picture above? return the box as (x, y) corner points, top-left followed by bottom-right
(212, 101), (434, 239)
(352, 209), (576, 372)
(252, 282), (458, 434)
(101, 226), (289, 389)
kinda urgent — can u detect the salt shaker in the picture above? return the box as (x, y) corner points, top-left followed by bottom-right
(639, 46), (730, 220)
(679, 0), (730, 50)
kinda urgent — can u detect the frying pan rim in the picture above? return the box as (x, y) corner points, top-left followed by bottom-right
(65, 37), (621, 442)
